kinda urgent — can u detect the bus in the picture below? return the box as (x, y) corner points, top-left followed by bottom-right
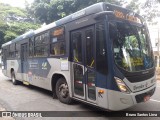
(1, 2), (156, 111)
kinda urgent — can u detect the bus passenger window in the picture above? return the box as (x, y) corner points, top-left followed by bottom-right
(50, 27), (65, 56)
(29, 38), (34, 57)
(15, 43), (20, 58)
(35, 46), (48, 57)
(50, 42), (65, 55)
(96, 23), (107, 74)
(34, 32), (49, 57)
(85, 29), (95, 68)
(72, 32), (82, 63)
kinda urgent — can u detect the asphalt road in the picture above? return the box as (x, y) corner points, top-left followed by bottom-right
(0, 69), (160, 120)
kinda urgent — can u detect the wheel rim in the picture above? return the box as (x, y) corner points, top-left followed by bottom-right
(58, 83), (69, 98)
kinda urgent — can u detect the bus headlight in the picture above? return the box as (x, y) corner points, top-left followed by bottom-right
(115, 77), (130, 94)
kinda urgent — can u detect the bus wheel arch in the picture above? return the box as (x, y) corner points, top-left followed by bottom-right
(51, 74), (72, 104)
(51, 74), (64, 99)
(10, 68), (18, 85)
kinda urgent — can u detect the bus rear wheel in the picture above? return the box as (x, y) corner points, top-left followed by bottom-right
(56, 78), (72, 104)
(11, 71), (18, 85)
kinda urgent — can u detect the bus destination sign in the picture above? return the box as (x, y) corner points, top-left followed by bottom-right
(114, 10), (141, 24)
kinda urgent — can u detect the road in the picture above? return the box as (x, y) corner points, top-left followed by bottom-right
(0, 69), (160, 120)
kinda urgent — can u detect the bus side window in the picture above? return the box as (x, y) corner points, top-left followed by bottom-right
(96, 23), (107, 74)
(50, 27), (65, 56)
(9, 44), (16, 59)
(34, 32), (49, 57)
(72, 32), (82, 63)
(29, 38), (34, 57)
(85, 29), (95, 68)
(15, 42), (20, 58)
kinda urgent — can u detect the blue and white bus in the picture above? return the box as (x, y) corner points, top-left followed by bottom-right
(1, 2), (156, 111)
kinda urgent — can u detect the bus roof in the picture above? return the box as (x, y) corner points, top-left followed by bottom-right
(2, 2), (143, 47)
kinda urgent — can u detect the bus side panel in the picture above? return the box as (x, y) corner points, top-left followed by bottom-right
(6, 60), (19, 78)
(26, 58), (51, 90)
(23, 58), (70, 92)
(47, 58), (71, 92)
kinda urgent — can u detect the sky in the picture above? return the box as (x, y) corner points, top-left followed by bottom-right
(0, 0), (34, 8)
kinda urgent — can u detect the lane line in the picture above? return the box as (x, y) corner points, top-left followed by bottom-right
(150, 99), (160, 103)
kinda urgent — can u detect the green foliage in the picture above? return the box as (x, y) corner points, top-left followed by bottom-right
(143, 0), (160, 23)
(29, 0), (124, 24)
(4, 30), (17, 42)
(8, 22), (39, 35)
(125, 0), (140, 14)
(29, 0), (160, 24)
(0, 3), (27, 18)
(0, 3), (40, 48)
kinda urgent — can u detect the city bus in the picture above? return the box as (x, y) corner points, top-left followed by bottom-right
(1, 2), (156, 111)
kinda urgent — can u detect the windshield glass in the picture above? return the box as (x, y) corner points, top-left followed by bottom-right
(109, 21), (154, 72)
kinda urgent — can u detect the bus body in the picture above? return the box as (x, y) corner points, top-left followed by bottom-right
(1, 2), (156, 111)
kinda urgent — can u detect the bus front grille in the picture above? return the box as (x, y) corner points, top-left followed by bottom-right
(135, 87), (155, 103)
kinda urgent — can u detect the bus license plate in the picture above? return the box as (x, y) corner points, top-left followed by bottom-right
(144, 95), (150, 102)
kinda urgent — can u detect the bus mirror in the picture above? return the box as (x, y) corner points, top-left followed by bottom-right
(94, 11), (114, 19)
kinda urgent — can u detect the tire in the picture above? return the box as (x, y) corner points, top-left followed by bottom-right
(52, 90), (57, 99)
(11, 71), (18, 85)
(56, 78), (72, 104)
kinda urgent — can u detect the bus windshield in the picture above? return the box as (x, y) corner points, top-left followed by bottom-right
(109, 21), (154, 72)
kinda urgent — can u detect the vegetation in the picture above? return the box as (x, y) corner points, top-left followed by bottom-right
(28, 0), (125, 24)
(28, 0), (160, 24)
(0, 0), (160, 48)
(0, 3), (40, 48)
(141, 0), (160, 23)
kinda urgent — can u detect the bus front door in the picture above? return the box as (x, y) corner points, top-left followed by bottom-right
(71, 26), (96, 103)
(21, 43), (28, 81)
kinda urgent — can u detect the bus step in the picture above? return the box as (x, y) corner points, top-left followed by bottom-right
(23, 81), (30, 85)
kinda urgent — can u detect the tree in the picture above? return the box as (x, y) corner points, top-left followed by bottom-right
(29, 0), (124, 24)
(29, 0), (160, 24)
(143, 0), (160, 23)
(0, 3), (40, 47)
(125, 0), (140, 13)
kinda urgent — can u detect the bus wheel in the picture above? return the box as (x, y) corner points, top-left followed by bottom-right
(56, 78), (72, 104)
(11, 71), (18, 85)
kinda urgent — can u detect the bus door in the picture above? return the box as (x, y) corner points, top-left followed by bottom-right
(71, 26), (96, 103)
(21, 43), (28, 81)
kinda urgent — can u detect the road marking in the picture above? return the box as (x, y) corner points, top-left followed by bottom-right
(150, 99), (160, 103)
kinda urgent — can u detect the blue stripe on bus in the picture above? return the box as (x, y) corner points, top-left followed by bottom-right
(17, 57), (121, 92)
(18, 58), (51, 78)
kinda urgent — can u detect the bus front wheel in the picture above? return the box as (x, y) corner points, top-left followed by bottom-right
(11, 71), (18, 85)
(56, 78), (72, 104)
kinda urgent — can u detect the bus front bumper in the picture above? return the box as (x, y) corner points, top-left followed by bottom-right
(108, 83), (156, 111)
